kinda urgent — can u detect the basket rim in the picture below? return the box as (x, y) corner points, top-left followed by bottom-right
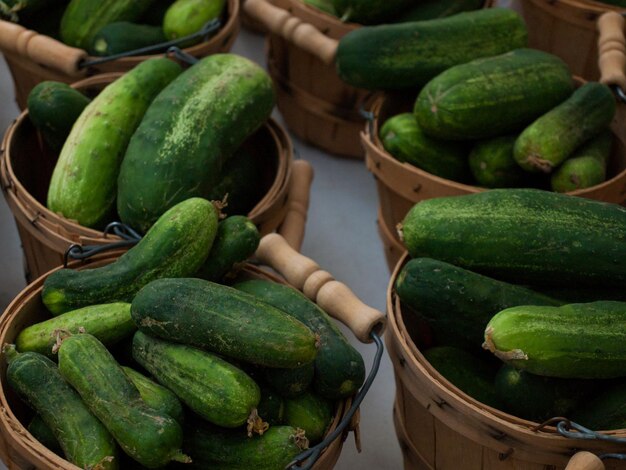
(524, 0), (626, 14)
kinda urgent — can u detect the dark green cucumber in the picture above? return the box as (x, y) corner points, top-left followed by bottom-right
(514, 83), (615, 173)
(27, 81), (90, 152)
(551, 129), (613, 192)
(27, 415), (62, 455)
(484, 301), (626, 379)
(265, 363), (315, 398)
(16, 302), (134, 356)
(380, 113), (470, 182)
(284, 391), (333, 445)
(395, 258), (561, 349)
(235, 280), (364, 399)
(399, 189), (626, 287)
(336, 8), (527, 90)
(303, 0), (336, 16)
(47, 58), (181, 228)
(257, 386), (286, 425)
(42, 197), (218, 315)
(414, 49), (574, 140)
(131, 278), (318, 368)
(5, 346), (118, 469)
(494, 364), (598, 423)
(195, 215), (260, 282)
(163, 0), (226, 42)
(122, 366), (184, 424)
(132, 331), (260, 427)
(331, 0), (411, 23)
(468, 135), (529, 188)
(117, 54), (275, 233)
(88, 22), (166, 56)
(394, 0), (484, 22)
(572, 382), (626, 430)
(57, 334), (187, 468)
(140, 0), (174, 24)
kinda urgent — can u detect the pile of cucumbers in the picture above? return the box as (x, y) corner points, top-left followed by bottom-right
(5, 197), (366, 469)
(395, 189), (626, 428)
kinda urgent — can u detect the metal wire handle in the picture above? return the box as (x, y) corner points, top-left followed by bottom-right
(286, 331), (384, 470)
(358, 105), (375, 140)
(611, 84), (626, 103)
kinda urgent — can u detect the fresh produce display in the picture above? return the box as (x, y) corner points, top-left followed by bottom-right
(27, 415), (63, 455)
(88, 22), (166, 56)
(265, 363), (315, 398)
(257, 386), (286, 425)
(163, 0), (226, 42)
(468, 136), (528, 188)
(284, 391), (333, 444)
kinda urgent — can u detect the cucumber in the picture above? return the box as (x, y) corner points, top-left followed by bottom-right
(122, 366), (184, 424)
(27, 81), (90, 152)
(331, 0), (411, 23)
(468, 135), (529, 188)
(57, 334), (187, 467)
(394, 0), (484, 22)
(235, 280), (365, 399)
(195, 215), (260, 282)
(514, 83), (615, 173)
(395, 258), (561, 349)
(379, 113), (470, 182)
(27, 415), (62, 455)
(60, 0), (156, 49)
(16, 302), (134, 356)
(131, 278), (318, 368)
(483, 301), (626, 379)
(117, 54), (275, 234)
(47, 58), (181, 228)
(163, 0), (226, 42)
(132, 332), (261, 427)
(5, 346), (118, 469)
(572, 382), (626, 431)
(42, 197), (218, 315)
(302, 0), (336, 16)
(336, 9), (528, 90)
(257, 386), (286, 425)
(284, 391), (333, 445)
(399, 189), (626, 287)
(551, 130), (613, 192)
(265, 363), (315, 398)
(414, 49), (574, 140)
(88, 22), (166, 56)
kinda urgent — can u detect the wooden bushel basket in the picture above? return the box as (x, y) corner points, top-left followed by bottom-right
(0, 73), (312, 283)
(0, 233), (387, 470)
(0, 0), (240, 110)
(244, 0), (496, 159)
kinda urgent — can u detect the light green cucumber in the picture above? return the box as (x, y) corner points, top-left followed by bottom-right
(163, 0), (226, 43)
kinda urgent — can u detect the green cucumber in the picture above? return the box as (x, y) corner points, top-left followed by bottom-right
(5, 346), (118, 469)
(468, 135), (529, 188)
(163, 0), (226, 42)
(484, 301), (626, 379)
(47, 58), (181, 228)
(131, 278), (318, 368)
(122, 366), (184, 424)
(284, 391), (333, 445)
(336, 9), (528, 90)
(394, 0), (484, 22)
(42, 197), (218, 315)
(399, 189), (626, 287)
(265, 363), (315, 398)
(117, 54), (275, 234)
(331, 0), (411, 23)
(16, 302), (134, 356)
(132, 331), (260, 427)
(235, 280), (364, 399)
(302, 0), (336, 16)
(379, 113), (469, 182)
(57, 334), (187, 468)
(395, 258), (561, 349)
(572, 382), (626, 430)
(551, 130), (613, 192)
(27, 81), (90, 152)
(195, 215), (260, 282)
(27, 415), (62, 455)
(514, 83), (615, 173)
(257, 386), (286, 425)
(414, 49), (574, 140)
(88, 22), (166, 56)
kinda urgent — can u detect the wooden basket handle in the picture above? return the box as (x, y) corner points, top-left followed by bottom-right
(0, 20), (87, 77)
(243, 0), (338, 65)
(255, 233), (386, 343)
(277, 160), (314, 252)
(565, 452), (605, 470)
(598, 12), (626, 89)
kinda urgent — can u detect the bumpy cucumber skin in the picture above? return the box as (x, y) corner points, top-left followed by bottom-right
(57, 334), (185, 468)
(117, 54), (275, 233)
(415, 49), (574, 140)
(27, 415), (62, 455)
(484, 301), (626, 379)
(163, 0), (226, 41)
(468, 135), (529, 188)
(6, 347), (118, 469)
(41, 197), (218, 315)
(27, 81), (90, 152)
(88, 22), (166, 56)
(336, 9), (527, 90)
(514, 83), (615, 173)
(394, 0), (484, 22)
(572, 382), (626, 430)
(265, 363), (315, 398)
(395, 258), (561, 349)
(131, 278), (318, 368)
(331, 0), (411, 23)
(284, 391), (333, 444)
(132, 332), (260, 427)
(47, 58), (181, 228)
(235, 280), (364, 399)
(16, 302), (134, 356)
(122, 366), (184, 424)
(195, 215), (260, 282)
(60, 0), (155, 49)
(380, 113), (470, 182)
(400, 189), (626, 287)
